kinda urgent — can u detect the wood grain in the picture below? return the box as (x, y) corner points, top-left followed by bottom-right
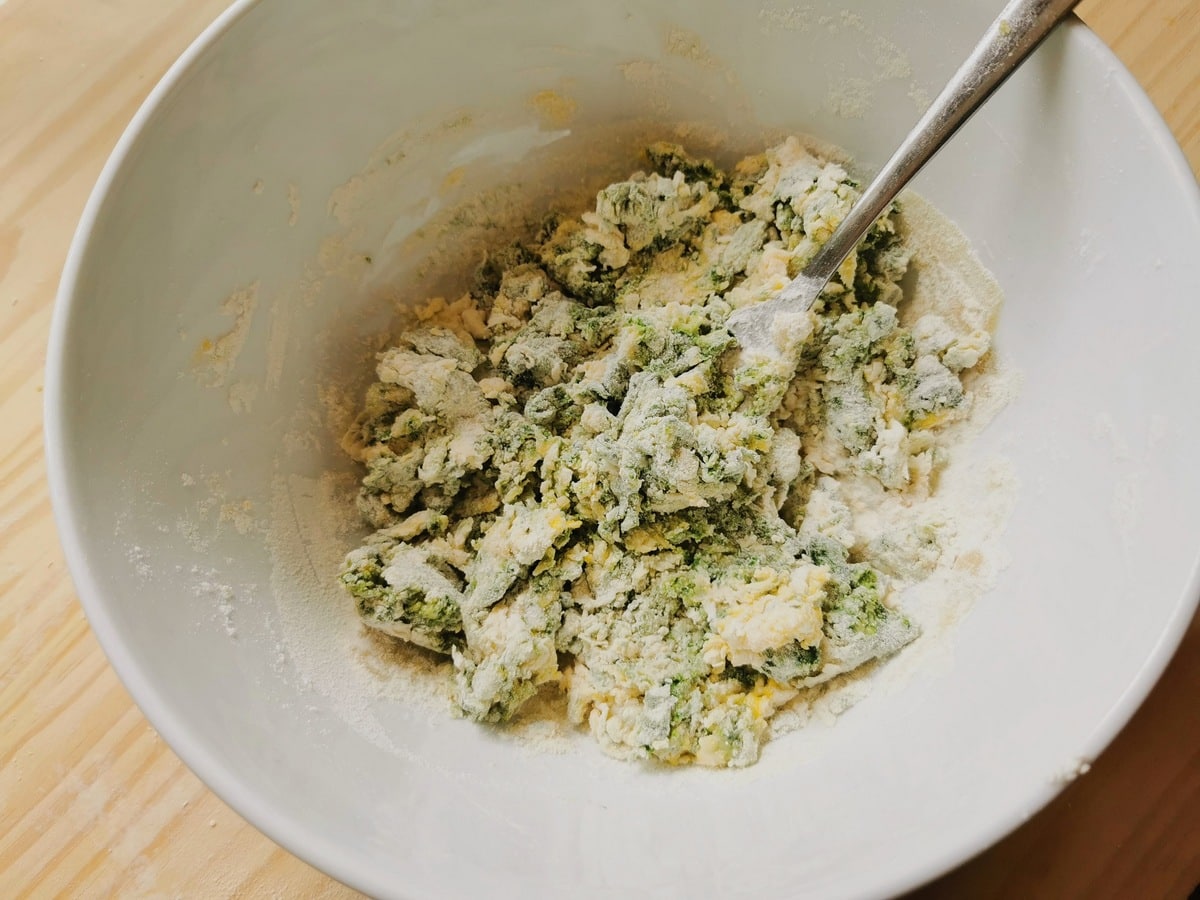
(1, 0), (1196, 896)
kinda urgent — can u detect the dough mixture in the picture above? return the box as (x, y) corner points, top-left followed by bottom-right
(338, 138), (996, 767)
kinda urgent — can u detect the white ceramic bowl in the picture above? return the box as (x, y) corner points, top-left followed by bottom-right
(46, 1), (1200, 897)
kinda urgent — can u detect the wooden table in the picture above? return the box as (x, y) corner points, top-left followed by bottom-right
(2, 1), (1197, 896)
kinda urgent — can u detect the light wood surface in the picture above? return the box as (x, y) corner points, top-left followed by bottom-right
(2, 0), (1197, 896)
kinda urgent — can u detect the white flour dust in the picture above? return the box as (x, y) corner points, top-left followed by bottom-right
(191, 282), (259, 389)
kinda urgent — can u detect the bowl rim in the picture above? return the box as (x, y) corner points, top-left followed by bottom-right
(43, 3), (1200, 897)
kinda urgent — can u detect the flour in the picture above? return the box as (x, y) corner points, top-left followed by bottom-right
(264, 287), (291, 391)
(871, 33), (913, 81)
(664, 26), (723, 70)
(826, 77), (873, 119)
(528, 90), (577, 129)
(218, 498), (261, 536)
(267, 470), (435, 752)
(1054, 756), (1093, 784)
(126, 544), (152, 580)
(190, 571), (250, 638)
(226, 379), (258, 415)
(757, 6), (814, 33)
(287, 183), (301, 227)
(756, 6), (917, 119)
(1094, 410), (1174, 552)
(907, 83), (932, 113)
(192, 282), (259, 388)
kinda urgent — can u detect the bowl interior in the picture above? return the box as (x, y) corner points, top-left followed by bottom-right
(49, 1), (1200, 897)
